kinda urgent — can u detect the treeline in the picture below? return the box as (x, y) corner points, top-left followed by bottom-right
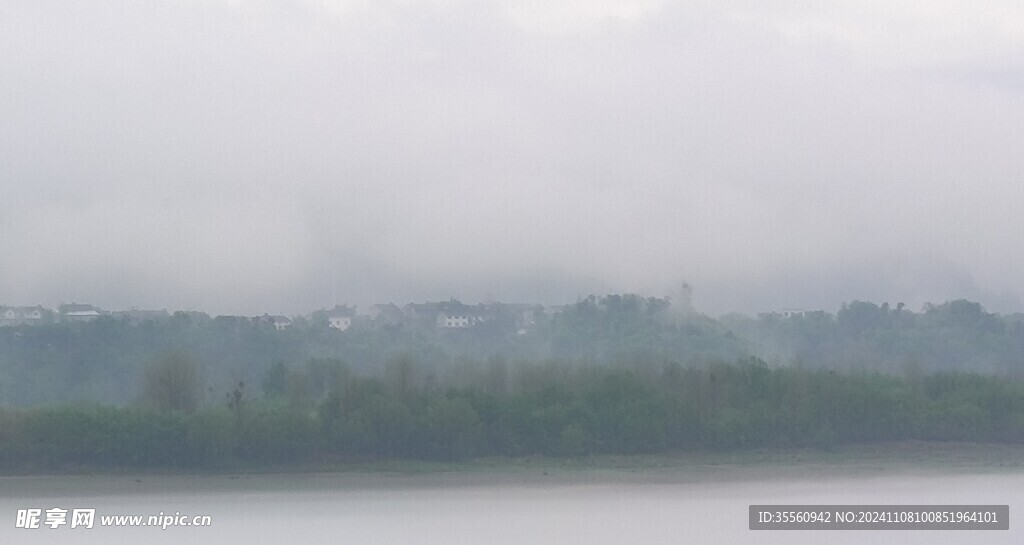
(2, 357), (1023, 471)
(0, 295), (745, 407)
(2, 295), (1024, 407)
(725, 300), (1024, 375)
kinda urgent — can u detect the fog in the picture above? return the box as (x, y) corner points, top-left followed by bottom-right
(2, 471), (1022, 544)
(2, 1), (1022, 316)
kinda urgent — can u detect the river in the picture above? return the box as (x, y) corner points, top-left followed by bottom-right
(1, 468), (1019, 544)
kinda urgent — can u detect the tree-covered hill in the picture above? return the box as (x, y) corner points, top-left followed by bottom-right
(1, 295), (1022, 407)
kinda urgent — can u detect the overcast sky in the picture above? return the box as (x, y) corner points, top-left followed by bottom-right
(1, 0), (1022, 316)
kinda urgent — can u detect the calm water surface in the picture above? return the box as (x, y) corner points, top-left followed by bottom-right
(1, 470), (1020, 544)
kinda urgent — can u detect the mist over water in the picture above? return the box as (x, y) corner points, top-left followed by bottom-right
(2, 472), (1020, 544)
(2, 2), (1021, 544)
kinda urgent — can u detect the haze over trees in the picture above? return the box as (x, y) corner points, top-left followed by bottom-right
(2, 356), (1024, 470)
(1, 295), (1023, 407)
(141, 353), (203, 414)
(3, 294), (1024, 471)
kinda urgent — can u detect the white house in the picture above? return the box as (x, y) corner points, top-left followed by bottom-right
(270, 315), (292, 330)
(65, 310), (101, 322)
(59, 303), (103, 322)
(437, 312), (471, 328)
(329, 315), (352, 331)
(0, 305), (48, 326)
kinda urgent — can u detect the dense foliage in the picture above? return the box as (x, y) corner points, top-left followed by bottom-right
(724, 300), (1024, 375)
(3, 296), (1024, 407)
(3, 295), (1024, 470)
(2, 358), (1023, 471)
